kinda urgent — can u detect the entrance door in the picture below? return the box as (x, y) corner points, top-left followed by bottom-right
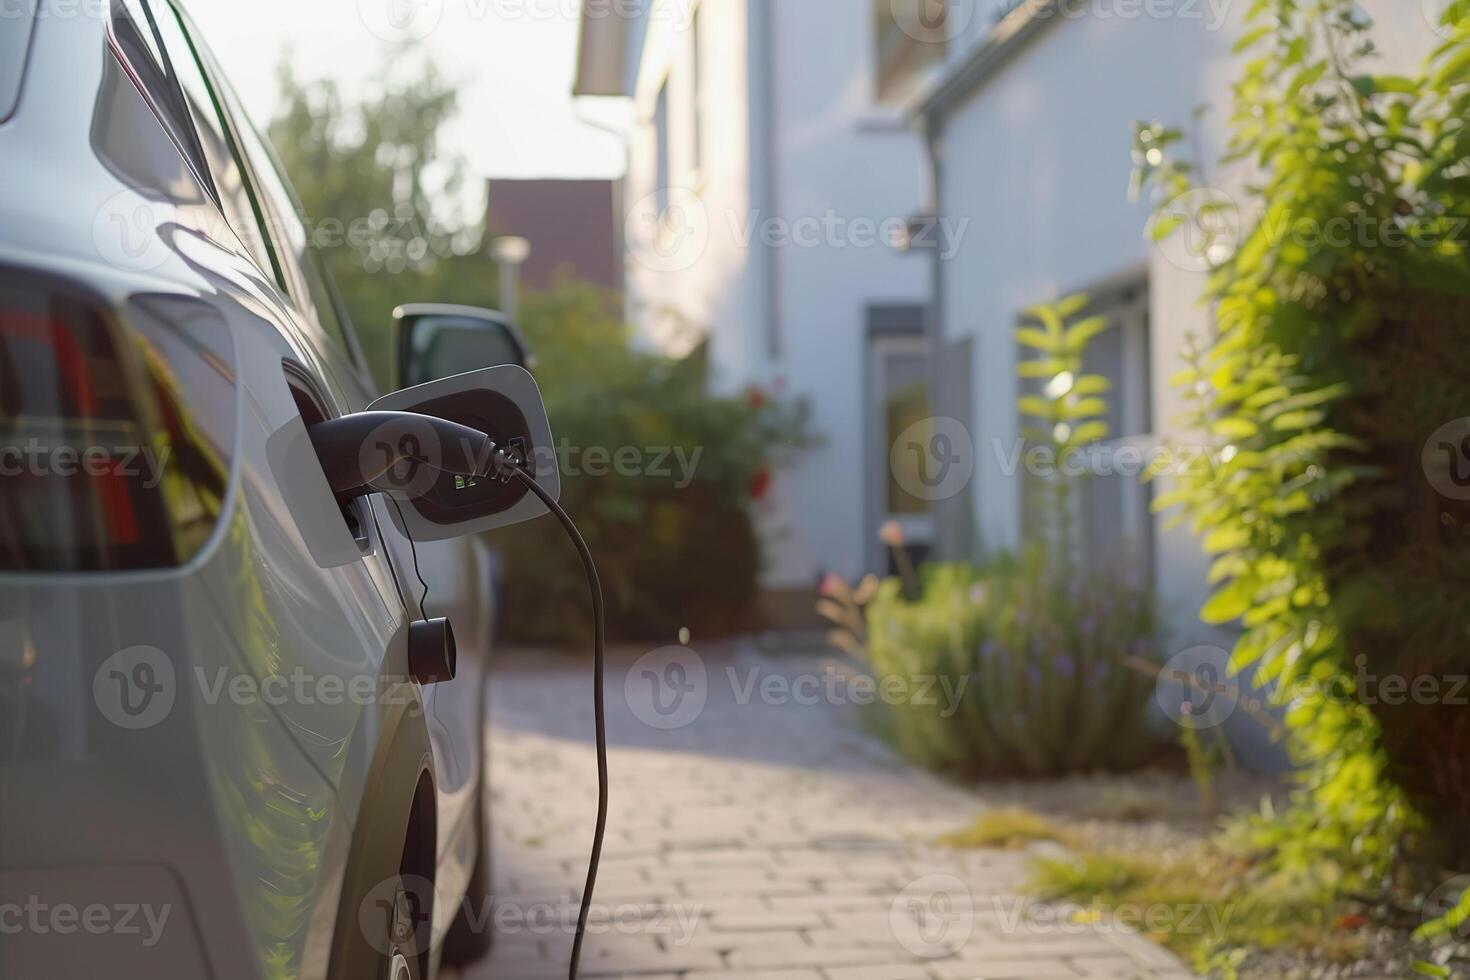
(869, 327), (935, 574)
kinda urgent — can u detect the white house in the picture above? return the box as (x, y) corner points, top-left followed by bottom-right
(574, 0), (949, 621)
(911, 0), (1437, 636)
(574, 0), (1439, 642)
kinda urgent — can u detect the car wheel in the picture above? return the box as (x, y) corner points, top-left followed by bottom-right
(388, 950), (415, 980)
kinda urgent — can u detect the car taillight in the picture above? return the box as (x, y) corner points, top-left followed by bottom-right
(0, 271), (232, 573)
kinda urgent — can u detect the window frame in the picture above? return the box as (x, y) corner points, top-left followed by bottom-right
(148, 0), (371, 382)
(653, 79), (671, 215)
(1017, 278), (1156, 584)
(213, 76), (363, 368)
(690, 5), (704, 177)
(104, 0), (220, 208)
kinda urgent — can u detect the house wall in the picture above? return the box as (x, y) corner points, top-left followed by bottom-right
(621, 0), (933, 592)
(624, 0), (760, 370)
(934, 1), (1439, 686)
(937, 9), (1236, 638)
(760, 0), (931, 588)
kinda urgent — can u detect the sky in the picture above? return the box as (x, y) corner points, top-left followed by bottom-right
(187, 0), (629, 182)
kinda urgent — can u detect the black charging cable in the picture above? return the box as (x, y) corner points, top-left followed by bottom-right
(498, 461), (606, 980)
(351, 423), (605, 979)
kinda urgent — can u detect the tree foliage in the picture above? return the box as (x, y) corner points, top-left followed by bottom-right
(268, 56), (494, 386)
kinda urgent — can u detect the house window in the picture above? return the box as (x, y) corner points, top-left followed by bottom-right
(875, 0), (950, 104)
(1020, 283), (1154, 585)
(654, 80), (670, 213)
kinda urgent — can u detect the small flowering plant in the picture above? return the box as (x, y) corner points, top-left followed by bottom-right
(816, 571), (879, 657)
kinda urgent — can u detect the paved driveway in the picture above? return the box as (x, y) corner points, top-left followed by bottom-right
(455, 645), (1197, 980)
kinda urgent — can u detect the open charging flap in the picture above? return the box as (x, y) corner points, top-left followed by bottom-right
(368, 364), (560, 542)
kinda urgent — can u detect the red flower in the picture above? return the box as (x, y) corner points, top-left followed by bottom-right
(749, 468), (772, 500)
(746, 386), (768, 411)
(1333, 913), (1366, 931)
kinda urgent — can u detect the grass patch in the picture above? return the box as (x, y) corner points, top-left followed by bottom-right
(938, 807), (1071, 850)
(1027, 846), (1349, 973)
(1076, 785), (1182, 824)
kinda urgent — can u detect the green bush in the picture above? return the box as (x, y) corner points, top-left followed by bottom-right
(860, 554), (1163, 776)
(823, 296), (1163, 776)
(498, 279), (808, 645)
(1134, 0), (1470, 953)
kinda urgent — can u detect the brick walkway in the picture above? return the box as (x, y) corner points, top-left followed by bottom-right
(454, 645), (1198, 980)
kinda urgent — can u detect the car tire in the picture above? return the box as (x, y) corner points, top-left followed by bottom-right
(440, 781), (493, 965)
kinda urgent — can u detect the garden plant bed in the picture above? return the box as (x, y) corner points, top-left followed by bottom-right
(940, 772), (1464, 979)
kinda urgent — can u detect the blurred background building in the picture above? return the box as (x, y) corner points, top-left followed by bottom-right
(575, 0), (935, 623)
(485, 177), (623, 294)
(576, 0), (1436, 653)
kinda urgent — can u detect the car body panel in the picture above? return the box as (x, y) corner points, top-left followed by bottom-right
(0, 3), (491, 975)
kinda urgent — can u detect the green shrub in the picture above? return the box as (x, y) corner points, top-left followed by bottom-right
(861, 553), (1163, 776)
(498, 279), (808, 645)
(1134, 0), (1470, 913)
(829, 296), (1162, 775)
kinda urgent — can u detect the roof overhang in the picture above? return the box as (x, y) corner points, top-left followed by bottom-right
(914, 0), (1063, 132)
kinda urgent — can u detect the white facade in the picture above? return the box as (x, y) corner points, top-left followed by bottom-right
(577, 0), (935, 594)
(577, 0), (1440, 624)
(920, 0), (1437, 644)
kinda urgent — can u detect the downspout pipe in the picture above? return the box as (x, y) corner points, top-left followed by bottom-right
(751, 0), (781, 364)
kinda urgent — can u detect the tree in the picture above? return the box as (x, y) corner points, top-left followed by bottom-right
(268, 54), (495, 387)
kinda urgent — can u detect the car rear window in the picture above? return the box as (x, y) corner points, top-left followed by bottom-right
(0, 1), (39, 123)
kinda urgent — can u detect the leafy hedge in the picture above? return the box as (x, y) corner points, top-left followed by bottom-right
(498, 279), (807, 645)
(1135, 0), (1470, 934)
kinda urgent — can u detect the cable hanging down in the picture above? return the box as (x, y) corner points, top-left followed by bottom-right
(504, 463), (607, 980)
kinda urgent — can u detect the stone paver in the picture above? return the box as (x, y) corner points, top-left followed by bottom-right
(453, 646), (1199, 980)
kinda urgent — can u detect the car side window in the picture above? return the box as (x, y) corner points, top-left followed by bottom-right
(227, 98), (359, 362)
(107, 1), (207, 188)
(113, 0), (165, 72)
(109, 0), (278, 280)
(161, 6), (363, 369)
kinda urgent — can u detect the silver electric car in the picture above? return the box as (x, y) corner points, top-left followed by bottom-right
(0, 2), (541, 977)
